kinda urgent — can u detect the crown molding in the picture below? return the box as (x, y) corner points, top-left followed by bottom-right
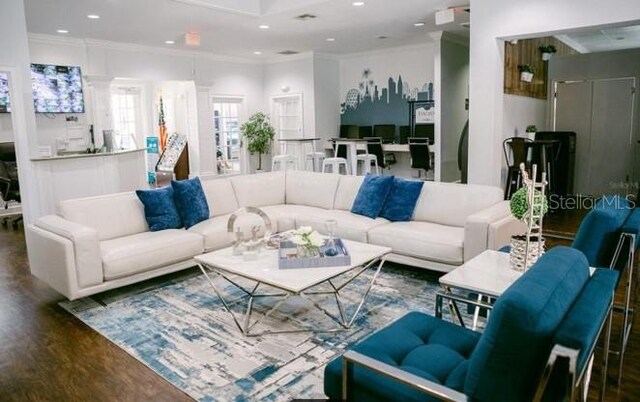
(28, 33), (261, 65)
(336, 42), (435, 61)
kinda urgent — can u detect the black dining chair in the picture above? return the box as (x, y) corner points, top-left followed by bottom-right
(503, 137), (533, 199)
(0, 142), (21, 229)
(408, 137), (431, 179)
(365, 137), (396, 171)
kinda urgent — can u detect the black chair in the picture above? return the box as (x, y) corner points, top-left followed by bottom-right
(0, 142), (21, 229)
(408, 138), (431, 179)
(503, 137), (533, 199)
(373, 125), (396, 144)
(414, 124), (435, 145)
(365, 137), (396, 171)
(339, 125), (359, 139)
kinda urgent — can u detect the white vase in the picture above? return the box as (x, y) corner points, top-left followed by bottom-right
(541, 52), (552, 61)
(520, 72), (534, 82)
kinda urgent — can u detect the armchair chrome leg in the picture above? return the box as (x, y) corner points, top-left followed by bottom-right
(342, 356), (353, 401)
(600, 308), (613, 402)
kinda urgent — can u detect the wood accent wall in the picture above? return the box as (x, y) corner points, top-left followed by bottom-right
(504, 37), (578, 99)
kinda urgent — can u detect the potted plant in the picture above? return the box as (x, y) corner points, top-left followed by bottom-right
(509, 184), (549, 271)
(518, 64), (536, 82)
(539, 44), (557, 61)
(526, 125), (537, 134)
(240, 112), (276, 172)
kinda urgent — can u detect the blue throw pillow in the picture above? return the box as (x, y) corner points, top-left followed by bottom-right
(171, 177), (210, 229)
(351, 174), (394, 219)
(135, 186), (183, 231)
(379, 177), (424, 221)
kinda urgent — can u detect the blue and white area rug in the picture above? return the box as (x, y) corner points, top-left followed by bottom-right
(61, 264), (462, 401)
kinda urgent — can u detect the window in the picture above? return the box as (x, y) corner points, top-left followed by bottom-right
(213, 99), (242, 174)
(111, 90), (141, 150)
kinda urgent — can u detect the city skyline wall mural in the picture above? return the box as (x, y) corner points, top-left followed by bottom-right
(340, 68), (434, 130)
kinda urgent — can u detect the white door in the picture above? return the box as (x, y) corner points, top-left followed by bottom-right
(271, 94), (303, 155)
(553, 78), (636, 197)
(212, 98), (243, 175)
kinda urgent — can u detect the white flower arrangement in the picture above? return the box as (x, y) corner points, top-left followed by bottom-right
(289, 226), (326, 248)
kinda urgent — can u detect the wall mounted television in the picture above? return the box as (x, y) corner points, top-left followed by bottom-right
(0, 73), (10, 113)
(30, 64), (85, 113)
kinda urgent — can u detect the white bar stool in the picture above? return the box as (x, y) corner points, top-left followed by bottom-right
(304, 138), (324, 172)
(322, 157), (349, 174)
(356, 153), (379, 175)
(272, 154), (295, 171)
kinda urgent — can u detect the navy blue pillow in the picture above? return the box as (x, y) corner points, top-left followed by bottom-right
(171, 177), (210, 229)
(135, 186), (183, 231)
(379, 177), (424, 221)
(351, 174), (394, 219)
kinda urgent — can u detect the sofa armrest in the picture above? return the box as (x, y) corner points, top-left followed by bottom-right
(464, 201), (526, 262)
(32, 215), (103, 293)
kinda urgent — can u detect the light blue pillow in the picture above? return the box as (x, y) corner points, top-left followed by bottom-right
(379, 177), (424, 222)
(171, 177), (210, 229)
(351, 174), (394, 219)
(135, 186), (183, 231)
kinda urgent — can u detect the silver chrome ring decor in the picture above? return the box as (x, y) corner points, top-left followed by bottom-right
(227, 207), (273, 243)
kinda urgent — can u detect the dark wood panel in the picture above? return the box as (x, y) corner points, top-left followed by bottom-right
(504, 36), (578, 99)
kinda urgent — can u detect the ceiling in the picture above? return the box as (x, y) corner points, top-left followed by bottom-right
(23, 0), (470, 59)
(557, 24), (640, 53)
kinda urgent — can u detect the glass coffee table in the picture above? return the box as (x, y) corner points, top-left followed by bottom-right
(195, 239), (391, 336)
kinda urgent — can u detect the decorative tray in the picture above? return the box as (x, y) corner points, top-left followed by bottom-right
(278, 238), (351, 269)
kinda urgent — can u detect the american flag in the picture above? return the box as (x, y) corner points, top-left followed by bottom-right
(158, 96), (167, 151)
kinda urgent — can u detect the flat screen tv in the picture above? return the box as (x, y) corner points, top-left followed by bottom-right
(0, 73), (10, 113)
(30, 64), (85, 113)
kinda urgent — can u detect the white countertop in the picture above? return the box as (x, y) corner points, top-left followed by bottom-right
(31, 148), (147, 162)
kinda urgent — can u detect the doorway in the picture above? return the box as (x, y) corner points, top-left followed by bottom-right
(552, 77), (636, 197)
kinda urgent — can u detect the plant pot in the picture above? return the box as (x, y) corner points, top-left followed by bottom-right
(520, 72), (534, 82)
(541, 52), (553, 61)
(510, 235), (545, 271)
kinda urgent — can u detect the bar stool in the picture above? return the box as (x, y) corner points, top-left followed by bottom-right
(304, 138), (324, 172)
(503, 137), (532, 199)
(322, 141), (349, 174)
(272, 154), (295, 171)
(356, 152), (379, 175)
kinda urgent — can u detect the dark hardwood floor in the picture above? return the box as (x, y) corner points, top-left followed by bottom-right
(0, 212), (638, 401)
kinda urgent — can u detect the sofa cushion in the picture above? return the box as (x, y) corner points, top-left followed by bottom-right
(260, 204), (329, 233)
(172, 177), (210, 229)
(380, 177), (424, 222)
(200, 177), (239, 217)
(135, 186), (183, 231)
(464, 247), (590, 401)
(297, 209), (389, 243)
(334, 175), (365, 211)
(413, 182), (503, 227)
(368, 221), (464, 264)
(351, 174), (394, 219)
(230, 171), (285, 208)
(324, 311), (480, 401)
(101, 230), (203, 280)
(59, 192), (148, 241)
(187, 215), (234, 252)
(285, 170), (340, 209)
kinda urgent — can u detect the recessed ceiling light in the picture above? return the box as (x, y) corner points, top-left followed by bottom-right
(87, 14), (100, 19)
(352, 2), (365, 6)
(56, 29), (69, 34)
(253, 51), (262, 55)
(326, 38), (336, 42)
(165, 40), (175, 45)
(414, 22), (425, 27)
(259, 25), (270, 29)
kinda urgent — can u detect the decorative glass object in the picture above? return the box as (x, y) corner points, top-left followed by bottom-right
(324, 219), (338, 257)
(227, 207), (272, 258)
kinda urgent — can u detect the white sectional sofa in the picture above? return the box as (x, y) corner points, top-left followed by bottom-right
(27, 171), (523, 300)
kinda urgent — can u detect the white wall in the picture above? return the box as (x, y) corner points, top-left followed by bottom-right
(263, 55), (316, 138)
(0, 115), (12, 142)
(468, 0), (640, 187)
(313, 54), (340, 141)
(502, 95), (547, 139)
(440, 37), (469, 182)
